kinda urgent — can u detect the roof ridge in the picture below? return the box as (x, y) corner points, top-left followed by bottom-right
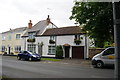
(33, 20), (47, 27)
(2, 27), (27, 33)
(46, 26), (79, 30)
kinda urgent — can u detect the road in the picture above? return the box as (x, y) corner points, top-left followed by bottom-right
(1, 55), (114, 78)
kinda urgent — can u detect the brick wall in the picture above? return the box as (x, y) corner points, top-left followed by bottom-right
(89, 48), (105, 59)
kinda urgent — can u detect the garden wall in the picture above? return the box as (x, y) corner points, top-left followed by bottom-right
(89, 48), (105, 59)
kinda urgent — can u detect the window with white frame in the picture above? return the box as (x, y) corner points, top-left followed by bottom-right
(14, 46), (21, 52)
(8, 35), (12, 40)
(50, 36), (55, 40)
(48, 46), (56, 55)
(28, 32), (35, 39)
(2, 35), (6, 40)
(16, 34), (21, 39)
(75, 34), (80, 40)
(27, 44), (36, 53)
(2, 46), (6, 51)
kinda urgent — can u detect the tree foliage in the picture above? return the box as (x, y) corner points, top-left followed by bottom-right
(70, 2), (114, 48)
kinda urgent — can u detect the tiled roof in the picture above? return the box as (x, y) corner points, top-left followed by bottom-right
(22, 20), (51, 37)
(42, 26), (84, 36)
(2, 27), (27, 34)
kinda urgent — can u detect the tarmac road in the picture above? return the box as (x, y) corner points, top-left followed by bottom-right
(1, 55), (114, 78)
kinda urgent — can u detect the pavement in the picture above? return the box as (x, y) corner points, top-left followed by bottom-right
(60, 58), (91, 65)
(41, 58), (91, 66)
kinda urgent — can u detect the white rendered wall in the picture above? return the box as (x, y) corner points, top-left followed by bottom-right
(56, 35), (85, 46)
(36, 37), (55, 57)
(26, 34), (89, 58)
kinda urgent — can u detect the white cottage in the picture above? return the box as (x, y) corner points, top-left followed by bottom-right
(22, 16), (89, 59)
(41, 26), (89, 59)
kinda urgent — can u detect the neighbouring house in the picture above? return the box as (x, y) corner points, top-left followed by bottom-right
(0, 27), (27, 55)
(22, 16), (90, 59)
(22, 15), (58, 55)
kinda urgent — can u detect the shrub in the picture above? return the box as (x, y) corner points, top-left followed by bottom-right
(55, 45), (63, 59)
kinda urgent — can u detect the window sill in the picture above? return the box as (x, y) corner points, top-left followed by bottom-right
(48, 53), (55, 55)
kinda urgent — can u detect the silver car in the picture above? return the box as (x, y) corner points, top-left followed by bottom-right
(91, 47), (115, 68)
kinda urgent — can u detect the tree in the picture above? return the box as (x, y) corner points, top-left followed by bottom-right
(70, 2), (114, 48)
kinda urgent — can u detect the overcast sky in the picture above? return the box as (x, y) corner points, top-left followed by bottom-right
(0, 0), (76, 33)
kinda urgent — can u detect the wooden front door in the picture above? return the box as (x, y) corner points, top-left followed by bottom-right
(8, 46), (11, 54)
(64, 46), (70, 58)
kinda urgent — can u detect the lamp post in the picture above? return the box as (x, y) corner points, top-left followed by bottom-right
(112, 1), (120, 80)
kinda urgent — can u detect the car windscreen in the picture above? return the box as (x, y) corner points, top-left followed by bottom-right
(102, 48), (114, 56)
(27, 51), (34, 55)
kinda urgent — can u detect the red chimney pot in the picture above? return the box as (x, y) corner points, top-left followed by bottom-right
(28, 20), (32, 29)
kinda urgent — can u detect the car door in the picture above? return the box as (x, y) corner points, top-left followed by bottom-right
(19, 51), (24, 58)
(101, 48), (114, 65)
(23, 51), (30, 60)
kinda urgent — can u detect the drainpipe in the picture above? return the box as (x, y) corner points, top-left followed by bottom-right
(55, 35), (57, 57)
(69, 46), (72, 59)
(85, 34), (88, 59)
(24, 37), (26, 51)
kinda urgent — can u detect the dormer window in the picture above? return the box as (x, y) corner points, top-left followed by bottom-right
(27, 32), (36, 43)
(75, 34), (80, 40)
(28, 32), (35, 39)
(50, 36), (55, 41)
(74, 34), (82, 45)
(49, 36), (56, 44)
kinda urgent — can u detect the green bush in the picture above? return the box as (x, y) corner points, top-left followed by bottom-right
(55, 45), (63, 59)
(104, 42), (111, 48)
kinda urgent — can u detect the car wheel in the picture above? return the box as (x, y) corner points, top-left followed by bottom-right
(21, 57), (25, 61)
(17, 56), (21, 60)
(96, 61), (104, 68)
(29, 57), (32, 61)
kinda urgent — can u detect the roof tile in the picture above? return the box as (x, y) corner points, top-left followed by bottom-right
(42, 26), (84, 36)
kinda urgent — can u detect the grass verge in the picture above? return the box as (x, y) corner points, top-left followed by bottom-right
(2, 75), (14, 80)
(41, 58), (61, 62)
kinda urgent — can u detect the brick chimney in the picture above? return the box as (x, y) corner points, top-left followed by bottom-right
(28, 20), (32, 29)
(47, 15), (50, 25)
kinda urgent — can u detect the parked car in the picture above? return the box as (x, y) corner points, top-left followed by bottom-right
(17, 51), (41, 61)
(91, 47), (115, 68)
